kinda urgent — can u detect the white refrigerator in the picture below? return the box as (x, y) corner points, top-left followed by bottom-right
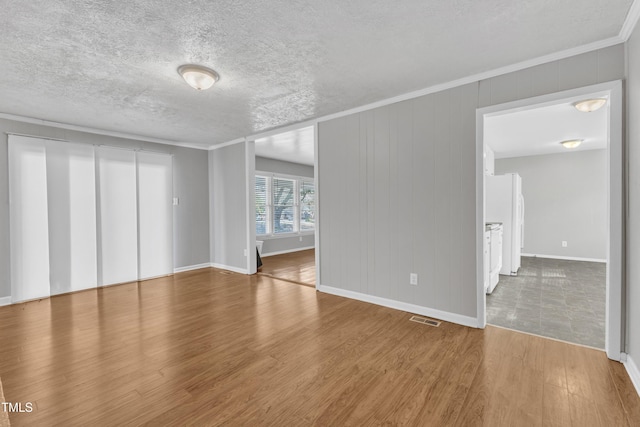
(485, 173), (524, 276)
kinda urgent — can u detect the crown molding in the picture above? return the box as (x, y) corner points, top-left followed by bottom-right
(208, 137), (245, 150)
(0, 112), (209, 150)
(620, 0), (640, 41)
(213, 34), (625, 148)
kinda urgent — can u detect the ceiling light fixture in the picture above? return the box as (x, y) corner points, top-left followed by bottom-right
(573, 98), (607, 113)
(177, 64), (219, 91)
(560, 139), (583, 149)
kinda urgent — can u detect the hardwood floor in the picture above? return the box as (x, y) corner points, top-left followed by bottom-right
(0, 268), (638, 426)
(258, 249), (316, 287)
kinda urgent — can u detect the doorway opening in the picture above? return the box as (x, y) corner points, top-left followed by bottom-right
(476, 81), (623, 361)
(251, 125), (317, 287)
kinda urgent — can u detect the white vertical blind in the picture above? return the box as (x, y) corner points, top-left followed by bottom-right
(273, 177), (295, 233)
(45, 140), (98, 294)
(137, 151), (173, 279)
(300, 180), (315, 231)
(8, 136), (50, 302)
(8, 136), (175, 301)
(255, 175), (269, 235)
(97, 147), (138, 286)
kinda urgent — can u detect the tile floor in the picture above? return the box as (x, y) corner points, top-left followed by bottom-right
(486, 256), (606, 349)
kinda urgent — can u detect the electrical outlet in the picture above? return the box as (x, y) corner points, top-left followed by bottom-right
(409, 273), (418, 285)
(173, 197), (179, 206)
(562, 241), (568, 247)
(299, 236), (303, 242)
(243, 249), (248, 256)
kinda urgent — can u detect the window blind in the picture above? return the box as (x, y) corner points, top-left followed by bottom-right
(255, 175), (269, 235)
(273, 177), (295, 234)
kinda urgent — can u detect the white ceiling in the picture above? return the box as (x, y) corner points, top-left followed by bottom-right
(255, 126), (314, 166)
(485, 98), (608, 159)
(0, 1), (634, 150)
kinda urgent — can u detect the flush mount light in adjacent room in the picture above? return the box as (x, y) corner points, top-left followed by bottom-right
(177, 64), (219, 90)
(560, 139), (583, 149)
(573, 98), (607, 113)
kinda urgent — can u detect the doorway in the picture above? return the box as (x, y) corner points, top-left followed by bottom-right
(476, 81), (623, 360)
(251, 125), (317, 287)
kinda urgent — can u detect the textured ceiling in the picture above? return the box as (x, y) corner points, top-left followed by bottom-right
(485, 99), (608, 159)
(255, 126), (314, 166)
(0, 0), (634, 149)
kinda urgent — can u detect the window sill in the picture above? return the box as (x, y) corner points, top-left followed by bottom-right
(257, 231), (315, 240)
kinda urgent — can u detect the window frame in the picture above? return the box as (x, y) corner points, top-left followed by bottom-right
(255, 171), (315, 238)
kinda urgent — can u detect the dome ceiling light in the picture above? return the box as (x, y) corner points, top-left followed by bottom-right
(573, 98), (607, 113)
(560, 139), (583, 149)
(177, 64), (220, 91)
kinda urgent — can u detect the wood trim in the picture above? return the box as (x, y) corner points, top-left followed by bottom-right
(318, 284), (479, 328)
(261, 246), (315, 257)
(624, 354), (640, 397)
(521, 253), (607, 263)
(210, 263), (248, 274)
(173, 263), (211, 273)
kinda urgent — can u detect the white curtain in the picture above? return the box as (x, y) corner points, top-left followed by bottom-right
(8, 135), (174, 302)
(137, 151), (173, 279)
(97, 147), (139, 286)
(45, 140), (98, 294)
(8, 136), (50, 302)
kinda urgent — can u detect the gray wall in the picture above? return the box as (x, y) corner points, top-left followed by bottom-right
(495, 150), (607, 260)
(318, 44), (624, 321)
(0, 118), (210, 298)
(209, 143), (248, 271)
(255, 156), (315, 255)
(256, 156), (313, 178)
(626, 24), (640, 373)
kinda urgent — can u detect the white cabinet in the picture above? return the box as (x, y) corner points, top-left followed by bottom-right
(484, 230), (491, 292)
(486, 223), (503, 294)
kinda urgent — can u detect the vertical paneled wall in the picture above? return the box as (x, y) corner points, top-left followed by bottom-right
(479, 45), (624, 107)
(209, 143), (248, 272)
(318, 44), (624, 323)
(319, 84), (477, 320)
(626, 23), (640, 371)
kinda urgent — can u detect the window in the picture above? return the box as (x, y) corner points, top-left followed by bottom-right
(300, 180), (315, 231)
(256, 173), (315, 236)
(255, 176), (270, 235)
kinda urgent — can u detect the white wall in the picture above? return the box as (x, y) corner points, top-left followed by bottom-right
(625, 20), (640, 385)
(209, 143), (249, 272)
(317, 44), (624, 325)
(495, 150), (607, 261)
(0, 119), (210, 298)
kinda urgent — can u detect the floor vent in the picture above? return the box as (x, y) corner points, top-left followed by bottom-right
(409, 316), (441, 327)
(218, 271), (234, 275)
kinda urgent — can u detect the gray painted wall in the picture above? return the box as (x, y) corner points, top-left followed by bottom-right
(626, 25), (640, 372)
(209, 143), (248, 271)
(255, 156), (315, 255)
(318, 44), (624, 321)
(256, 156), (313, 178)
(495, 150), (607, 260)
(0, 118), (210, 298)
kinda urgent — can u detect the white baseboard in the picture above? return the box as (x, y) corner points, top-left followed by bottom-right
(261, 246), (315, 257)
(317, 285), (479, 328)
(0, 296), (11, 306)
(522, 253), (606, 263)
(174, 263), (211, 273)
(623, 354), (640, 398)
(210, 263), (249, 275)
